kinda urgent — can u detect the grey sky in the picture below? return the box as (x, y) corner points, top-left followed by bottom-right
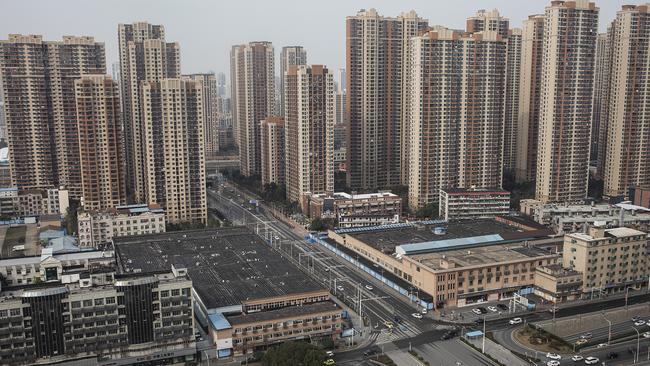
(1, 0), (626, 79)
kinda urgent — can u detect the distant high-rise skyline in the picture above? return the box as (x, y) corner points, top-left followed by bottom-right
(184, 73), (220, 156)
(279, 46), (307, 117)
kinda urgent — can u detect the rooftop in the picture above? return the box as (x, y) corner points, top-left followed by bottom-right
(346, 219), (552, 254)
(441, 187), (509, 195)
(227, 301), (340, 326)
(114, 227), (325, 310)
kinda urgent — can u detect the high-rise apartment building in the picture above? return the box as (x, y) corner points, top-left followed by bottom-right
(185, 73), (220, 157)
(338, 68), (346, 92)
(140, 79), (207, 224)
(346, 9), (428, 191)
(216, 71), (227, 97)
(603, 5), (650, 199)
(516, 15), (545, 183)
(285, 65), (334, 207)
(74, 75), (126, 211)
(466, 9), (510, 38)
(593, 32), (612, 176)
(230, 42), (275, 176)
(407, 29), (506, 210)
(503, 29), (522, 173)
(279, 46), (307, 117)
(0, 35), (105, 195)
(535, 0), (598, 203)
(260, 117), (285, 187)
(118, 22), (180, 202)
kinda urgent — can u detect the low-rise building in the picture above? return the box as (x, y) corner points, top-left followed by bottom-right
(0, 188), (69, 219)
(326, 219), (559, 308)
(77, 204), (166, 248)
(0, 257), (195, 365)
(439, 188), (510, 221)
(308, 191), (402, 228)
(533, 264), (583, 303)
(115, 227), (343, 359)
(564, 226), (648, 295)
(525, 201), (650, 234)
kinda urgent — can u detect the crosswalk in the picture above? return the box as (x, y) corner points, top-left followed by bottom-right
(370, 326), (418, 344)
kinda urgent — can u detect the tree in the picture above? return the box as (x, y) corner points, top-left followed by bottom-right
(63, 199), (81, 235)
(309, 218), (337, 231)
(262, 341), (326, 366)
(415, 202), (439, 219)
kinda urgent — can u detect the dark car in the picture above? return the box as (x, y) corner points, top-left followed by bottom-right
(363, 348), (378, 357)
(475, 318), (485, 325)
(497, 304), (508, 311)
(477, 307), (488, 314)
(608, 352), (618, 359)
(441, 330), (458, 340)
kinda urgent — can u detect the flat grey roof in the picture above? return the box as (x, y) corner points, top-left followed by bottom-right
(114, 227), (325, 310)
(227, 301), (340, 326)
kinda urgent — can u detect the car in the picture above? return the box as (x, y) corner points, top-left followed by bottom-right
(365, 285), (374, 291)
(325, 351), (334, 357)
(634, 320), (646, 327)
(477, 307), (488, 314)
(632, 316), (641, 322)
(597, 343), (608, 348)
(472, 308), (483, 315)
(571, 355), (584, 361)
(497, 303), (509, 311)
(336, 285), (344, 292)
(643, 331), (650, 338)
(546, 353), (561, 360)
(363, 349), (377, 357)
(383, 320), (394, 328)
(421, 308), (428, 314)
(411, 313), (423, 319)
(441, 330), (458, 340)
(584, 356), (599, 364)
(509, 317), (523, 325)
(575, 339), (588, 346)
(487, 306), (498, 312)
(580, 333), (592, 339)
(323, 359), (335, 365)
(324, 268), (330, 272)
(547, 361), (560, 366)
(607, 352), (618, 359)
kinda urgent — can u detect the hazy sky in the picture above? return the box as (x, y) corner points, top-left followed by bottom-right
(1, 0), (626, 79)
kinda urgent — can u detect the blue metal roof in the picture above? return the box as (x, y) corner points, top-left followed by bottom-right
(208, 313), (232, 331)
(128, 207), (151, 213)
(396, 234), (504, 255)
(465, 330), (484, 337)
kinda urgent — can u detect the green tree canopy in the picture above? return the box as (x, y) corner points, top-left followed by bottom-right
(261, 341), (326, 366)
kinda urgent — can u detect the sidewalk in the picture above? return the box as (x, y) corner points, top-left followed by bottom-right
(465, 336), (528, 366)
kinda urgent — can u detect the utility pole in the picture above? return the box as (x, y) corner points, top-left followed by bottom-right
(482, 316), (486, 353)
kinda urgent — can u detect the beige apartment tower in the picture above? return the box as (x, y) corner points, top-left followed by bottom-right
(346, 9), (428, 191)
(140, 78), (207, 224)
(535, 0), (598, 203)
(516, 15), (545, 183)
(407, 29), (506, 210)
(503, 29), (522, 173)
(279, 46), (307, 117)
(466, 9), (510, 38)
(185, 73), (220, 157)
(74, 75), (126, 211)
(0, 35), (105, 195)
(260, 117), (285, 187)
(118, 22), (180, 202)
(230, 42), (275, 176)
(603, 5), (650, 199)
(285, 65), (334, 207)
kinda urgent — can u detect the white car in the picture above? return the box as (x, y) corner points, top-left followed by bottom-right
(365, 285), (374, 291)
(509, 317), (523, 325)
(487, 306), (498, 312)
(472, 308), (483, 315)
(336, 285), (344, 292)
(546, 353), (561, 360)
(571, 355), (583, 361)
(325, 351), (334, 357)
(547, 361), (560, 366)
(411, 313), (423, 319)
(421, 308), (428, 314)
(596, 343), (608, 348)
(584, 356), (599, 365)
(643, 331), (650, 338)
(634, 320), (646, 327)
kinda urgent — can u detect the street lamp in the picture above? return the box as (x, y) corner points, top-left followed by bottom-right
(633, 326), (640, 364)
(601, 314), (612, 345)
